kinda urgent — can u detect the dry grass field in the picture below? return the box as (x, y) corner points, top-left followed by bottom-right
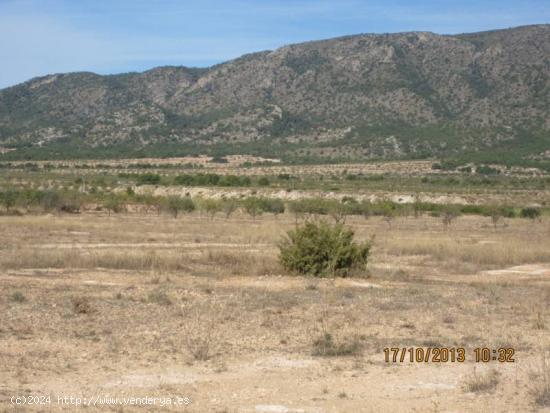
(1, 211), (550, 412)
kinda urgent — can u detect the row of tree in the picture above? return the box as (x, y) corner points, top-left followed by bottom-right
(0, 188), (543, 224)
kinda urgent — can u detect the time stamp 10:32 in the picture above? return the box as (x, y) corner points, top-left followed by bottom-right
(383, 347), (515, 363)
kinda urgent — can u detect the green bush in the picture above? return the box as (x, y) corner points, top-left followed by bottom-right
(370, 200), (397, 217)
(442, 205), (461, 227)
(10, 291), (26, 303)
(476, 165), (500, 175)
(174, 173), (250, 187)
(241, 197), (285, 217)
(258, 177), (270, 186)
(219, 175), (251, 187)
(103, 196), (124, 215)
(311, 332), (363, 357)
(261, 198), (285, 215)
(340, 198), (370, 218)
(242, 197), (264, 218)
(58, 195), (82, 214)
(221, 198), (239, 218)
(485, 205), (517, 227)
(199, 198), (223, 219)
(279, 221), (371, 277)
(164, 196), (195, 218)
(40, 190), (62, 211)
(136, 173), (162, 185)
(288, 198), (338, 217)
(0, 189), (17, 211)
(521, 207), (541, 220)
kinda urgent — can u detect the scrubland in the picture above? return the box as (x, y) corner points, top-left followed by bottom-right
(1, 208), (549, 412)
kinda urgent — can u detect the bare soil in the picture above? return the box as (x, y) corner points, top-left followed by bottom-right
(1, 213), (549, 412)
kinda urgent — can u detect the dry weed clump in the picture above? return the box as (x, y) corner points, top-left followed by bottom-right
(180, 302), (227, 361)
(530, 350), (550, 407)
(0, 248), (188, 272)
(71, 296), (93, 314)
(203, 250), (281, 276)
(533, 310), (546, 330)
(9, 291), (26, 303)
(310, 303), (364, 357)
(311, 332), (363, 357)
(0, 244), (282, 275)
(147, 289), (172, 306)
(462, 368), (500, 393)
(384, 235), (550, 269)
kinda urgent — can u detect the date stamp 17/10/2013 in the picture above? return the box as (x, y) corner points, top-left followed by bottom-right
(383, 347), (515, 363)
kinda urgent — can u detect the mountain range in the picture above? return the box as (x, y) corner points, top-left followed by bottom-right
(0, 24), (549, 165)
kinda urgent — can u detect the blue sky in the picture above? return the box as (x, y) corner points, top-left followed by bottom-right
(0, 0), (548, 88)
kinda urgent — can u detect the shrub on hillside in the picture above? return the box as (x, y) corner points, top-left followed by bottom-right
(476, 165), (500, 175)
(279, 221), (371, 277)
(174, 173), (251, 187)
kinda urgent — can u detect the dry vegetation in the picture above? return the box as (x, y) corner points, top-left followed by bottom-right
(462, 368), (500, 393)
(1, 210), (549, 412)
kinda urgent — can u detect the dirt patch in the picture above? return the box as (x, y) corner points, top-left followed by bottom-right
(1, 213), (549, 412)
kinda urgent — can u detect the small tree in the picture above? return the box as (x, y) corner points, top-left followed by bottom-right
(262, 198), (285, 216)
(442, 206), (461, 228)
(142, 195), (162, 215)
(58, 193), (82, 214)
(288, 200), (306, 223)
(201, 198), (223, 220)
(222, 198), (239, 219)
(136, 173), (161, 185)
(258, 177), (270, 186)
(329, 202), (349, 224)
(104, 196), (123, 216)
(279, 221), (372, 277)
(40, 190), (62, 212)
(242, 197), (263, 219)
(489, 206), (504, 229)
(359, 201), (371, 220)
(521, 207), (541, 221)
(412, 196), (423, 218)
(382, 207), (395, 228)
(0, 189), (17, 212)
(165, 196), (195, 218)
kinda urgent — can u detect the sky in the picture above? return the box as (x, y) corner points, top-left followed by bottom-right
(0, 0), (548, 88)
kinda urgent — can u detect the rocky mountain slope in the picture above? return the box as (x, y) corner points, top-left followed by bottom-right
(0, 24), (549, 162)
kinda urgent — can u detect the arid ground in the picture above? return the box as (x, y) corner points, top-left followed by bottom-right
(1, 210), (549, 412)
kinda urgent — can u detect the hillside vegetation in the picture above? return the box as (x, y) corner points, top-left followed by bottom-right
(0, 25), (549, 167)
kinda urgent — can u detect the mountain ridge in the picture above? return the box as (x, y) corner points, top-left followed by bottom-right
(0, 24), (549, 165)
